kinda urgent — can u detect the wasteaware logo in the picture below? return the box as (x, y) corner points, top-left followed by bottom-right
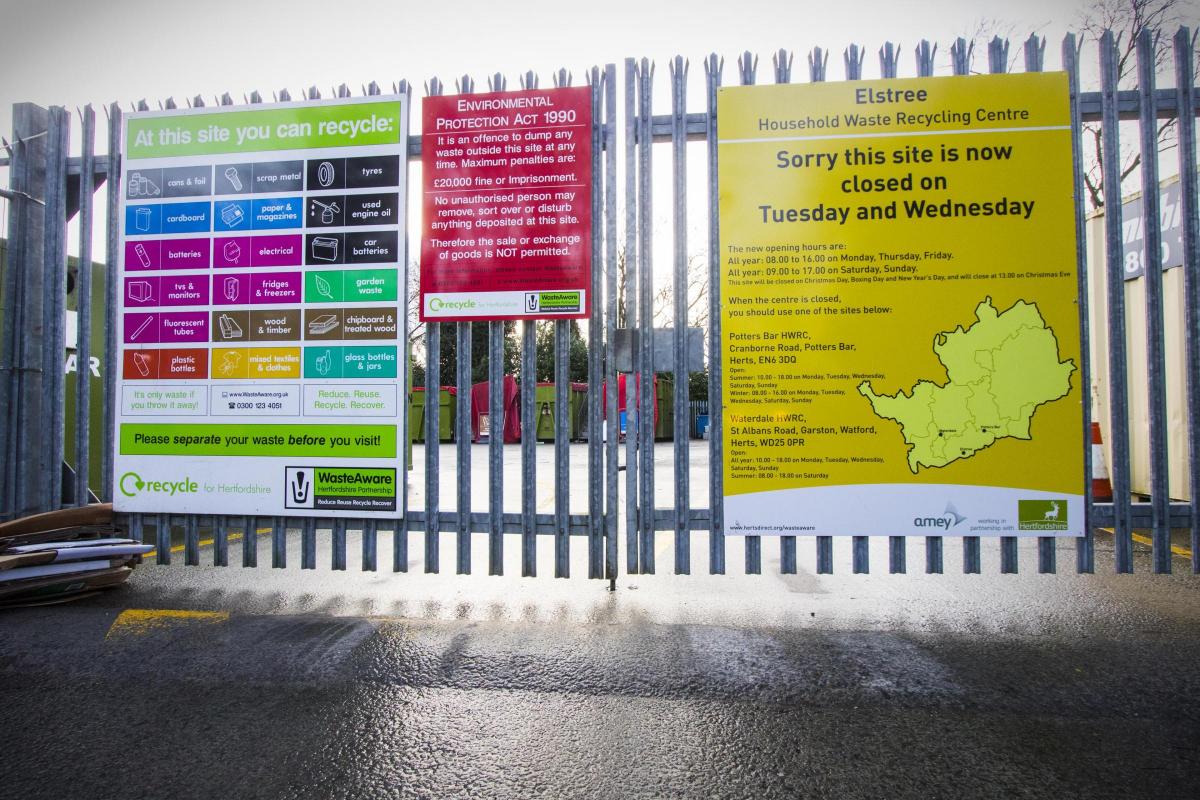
(119, 471), (199, 497)
(1018, 499), (1068, 531)
(913, 503), (967, 530)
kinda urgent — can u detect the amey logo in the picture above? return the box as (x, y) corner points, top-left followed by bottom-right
(913, 502), (967, 530)
(119, 471), (199, 498)
(429, 297), (478, 312)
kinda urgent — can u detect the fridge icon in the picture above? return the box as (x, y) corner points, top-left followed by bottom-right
(223, 276), (240, 302)
(311, 236), (339, 262)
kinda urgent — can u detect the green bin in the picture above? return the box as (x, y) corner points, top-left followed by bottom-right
(655, 376), (674, 440)
(409, 387), (456, 442)
(568, 383), (588, 441)
(535, 384), (557, 441)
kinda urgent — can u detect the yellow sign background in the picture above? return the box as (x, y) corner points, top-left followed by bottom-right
(719, 73), (1083, 503)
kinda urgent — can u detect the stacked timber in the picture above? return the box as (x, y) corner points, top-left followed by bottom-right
(0, 504), (150, 607)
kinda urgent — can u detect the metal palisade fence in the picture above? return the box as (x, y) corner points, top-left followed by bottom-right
(0, 27), (1197, 578)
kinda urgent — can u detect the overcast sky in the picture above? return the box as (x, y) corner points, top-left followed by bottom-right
(0, 0), (1196, 264)
(0, 0), (1155, 131)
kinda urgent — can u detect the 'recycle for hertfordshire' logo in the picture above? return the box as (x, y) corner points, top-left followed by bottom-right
(1018, 499), (1069, 531)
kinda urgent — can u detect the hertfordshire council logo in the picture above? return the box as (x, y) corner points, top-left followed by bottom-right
(1018, 499), (1069, 531)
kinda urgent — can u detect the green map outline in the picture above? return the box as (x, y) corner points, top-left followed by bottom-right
(858, 296), (1076, 474)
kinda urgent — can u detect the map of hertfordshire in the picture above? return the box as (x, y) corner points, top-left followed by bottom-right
(858, 297), (1075, 473)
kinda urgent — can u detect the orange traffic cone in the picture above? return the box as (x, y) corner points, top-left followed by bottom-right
(1091, 422), (1113, 502)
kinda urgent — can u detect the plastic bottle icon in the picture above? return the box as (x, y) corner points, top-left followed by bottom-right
(132, 352), (152, 377)
(134, 207), (152, 232)
(134, 243), (152, 268)
(224, 167), (243, 192)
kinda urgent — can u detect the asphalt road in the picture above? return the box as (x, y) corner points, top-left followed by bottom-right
(1, 445), (1198, 798)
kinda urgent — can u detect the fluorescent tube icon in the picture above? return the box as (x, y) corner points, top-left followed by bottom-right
(129, 316), (153, 341)
(218, 314), (243, 339)
(224, 167), (243, 192)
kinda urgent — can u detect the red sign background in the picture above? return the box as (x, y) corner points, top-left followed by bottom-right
(420, 86), (592, 321)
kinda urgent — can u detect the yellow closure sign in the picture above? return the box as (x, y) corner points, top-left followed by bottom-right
(718, 73), (1084, 537)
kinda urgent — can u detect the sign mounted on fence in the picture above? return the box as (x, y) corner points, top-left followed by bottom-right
(114, 97), (408, 517)
(718, 73), (1084, 537)
(420, 86), (592, 321)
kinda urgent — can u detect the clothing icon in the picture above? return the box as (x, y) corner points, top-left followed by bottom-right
(219, 350), (242, 376)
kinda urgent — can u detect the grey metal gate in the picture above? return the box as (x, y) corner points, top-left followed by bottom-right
(1, 27), (1197, 578)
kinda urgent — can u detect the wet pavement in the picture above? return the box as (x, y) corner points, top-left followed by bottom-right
(1, 446), (1198, 798)
(2, 529), (1198, 799)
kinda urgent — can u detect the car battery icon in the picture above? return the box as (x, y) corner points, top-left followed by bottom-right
(311, 236), (339, 262)
(220, 203), (245, 228)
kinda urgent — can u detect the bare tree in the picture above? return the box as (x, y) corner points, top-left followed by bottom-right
(1078, 0), (1197, 209)
(651, 254), (709, 337)
(952, 17), (1048, 73)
